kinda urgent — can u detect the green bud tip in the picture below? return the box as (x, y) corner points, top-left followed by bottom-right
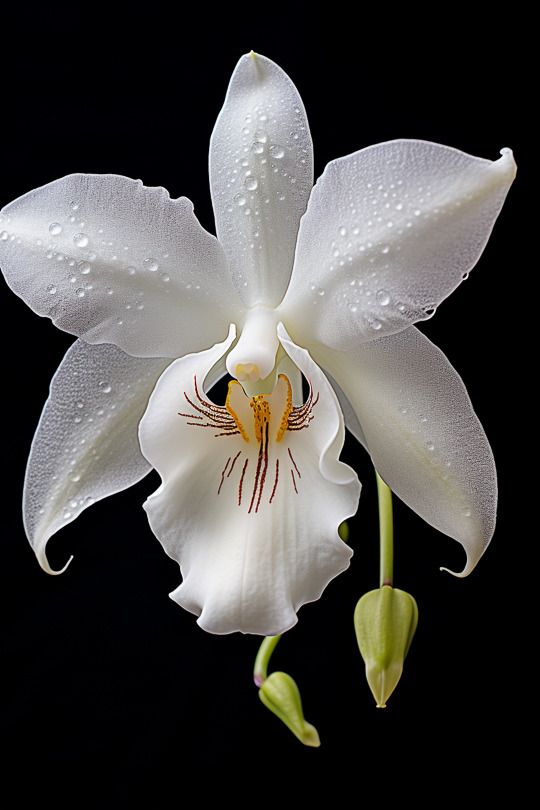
(354, 586), (418, 709)
(259, 671), (321, 748)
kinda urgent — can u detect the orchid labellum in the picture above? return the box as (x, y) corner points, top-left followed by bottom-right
(0, 52), (515, 643)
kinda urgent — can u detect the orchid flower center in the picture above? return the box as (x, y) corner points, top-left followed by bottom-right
(226, 307), (280, 384)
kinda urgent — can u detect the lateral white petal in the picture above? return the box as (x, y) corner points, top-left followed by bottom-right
(314, 328), (496, 575)
(139, 326), (359, 635)
(281, 141), (516, 349)
(0, 174), (240, 357)
(210, 52), (313, 307)
(24, 339), (170, 573)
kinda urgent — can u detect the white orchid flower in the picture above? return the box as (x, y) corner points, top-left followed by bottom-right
(0, 52), (515, 637)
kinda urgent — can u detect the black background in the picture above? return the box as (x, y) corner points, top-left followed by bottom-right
(1, 5), (528, 805)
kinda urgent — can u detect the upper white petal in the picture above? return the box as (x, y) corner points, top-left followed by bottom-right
(314, 328), (497, 575)
(210, 52), (314, 308)
(139, 325), (360, 635)
(281, 140), (516, 349)
(0, 174), (241, 357)
(24, 339), (170, 573)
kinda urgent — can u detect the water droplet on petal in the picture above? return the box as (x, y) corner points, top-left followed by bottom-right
(160, 273), (170, 282)
(47, 284), (57, 295)
(234, 193), (247, 207)
(63, 511), (72, 520)
(269, 144), (285, 159)
(71, 474), (81, 483)
(426, 442), (435, 451)
(76, 288), (85, 298)
(339, 226), (347, 237)
(49, 223), (62, 236)
(244, 175), (258, 191)
(370, 318), (382, 331)
(79, 262), (91, 275)
(98, 381), (112, 393)
(73, 233), (89, 247)
(144, 258), (159, 272)
(0, 231), (8, 241)
(376, 290), (390, 306)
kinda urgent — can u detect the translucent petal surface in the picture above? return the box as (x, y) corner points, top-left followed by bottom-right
(210, 52), (313, 307)
(0, 174), (241, 357)
(139, 325), (359, 635)
(281, 141), (516, 350)
(314, 327), (497, 575)
(24, 339), (170, 572)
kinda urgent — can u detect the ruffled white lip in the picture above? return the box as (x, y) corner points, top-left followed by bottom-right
(138, 324), (360, 635)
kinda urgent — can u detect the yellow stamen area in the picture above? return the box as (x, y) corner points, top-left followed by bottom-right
(224, 373), (294, 445)
(225, 381), (250, 442)
(250, 396), (271, 443)
(275, 374), (293, 442)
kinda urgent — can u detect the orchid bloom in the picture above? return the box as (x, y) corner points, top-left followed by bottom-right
(0, 52), (515, 637)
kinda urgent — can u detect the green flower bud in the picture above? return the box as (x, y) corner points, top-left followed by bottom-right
(354, 586), (418, 708)
(259, 671), (320, 747)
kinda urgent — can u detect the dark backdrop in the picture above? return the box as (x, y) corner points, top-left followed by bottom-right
(1, 5), (527, 804)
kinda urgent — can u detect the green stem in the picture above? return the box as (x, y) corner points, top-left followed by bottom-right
(376, 471), (394, 587)
(253, 634), (281, 686)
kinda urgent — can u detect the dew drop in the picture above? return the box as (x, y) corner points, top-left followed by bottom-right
(251, 142), (265, 155)
(462, 272), (469, 281)
(376, 290), (390, 306)
(381, 245), (390, 255)
(63, 511), (72, 521)
(244, 175), (258, 191)
(254, 129), (268, 143)
(160, 273), (170, 282)
(234, 193), (247, 207)
(73, 233), (89, 247)
(339, 226), (347, 237)
(49, 222), (63, 236)
(395, 202), (403, 211)
(277, 192), (286, 201)
(414, 209), (421, 217)
(99, 381), (112, 393)
(47, 284), (57, 295)
(463, 508), (471, 517)
(144, 258), (159, 272)
(72, 474), (81, 483)
(74, 416), (82, 424)
(136, 302), (145, 310)
(70, 201), (80, 211)
(79, 262), (91, 275)
(397, 303), (406, 313)
(76, 400), (84, 409)
(76, 288), (85, 298)
(0, 231), (8, 241)
(269, 144), (285, 159)
(370, 318), (382, 331)
(127, 266), (136, 276)
(426, 442), (435, 451)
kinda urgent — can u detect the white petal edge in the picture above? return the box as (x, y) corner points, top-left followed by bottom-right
(210, 52), (314, 308)
(313, 327), (497, 576)
(0, 174), (241, 357)
(139, 324), (360, 635)
(24, 339), (170, 573)
(280, 141), (516, 349)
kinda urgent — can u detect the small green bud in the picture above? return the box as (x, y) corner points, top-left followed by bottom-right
(354, 586), (418, 708)
(259, 671), (320, 747)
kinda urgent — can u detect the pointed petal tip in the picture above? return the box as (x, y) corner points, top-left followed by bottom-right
(497, 147), (517, 178)
(35, 539), (73, 575)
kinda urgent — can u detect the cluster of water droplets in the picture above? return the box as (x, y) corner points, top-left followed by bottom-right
(305, 175), (460, 333)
